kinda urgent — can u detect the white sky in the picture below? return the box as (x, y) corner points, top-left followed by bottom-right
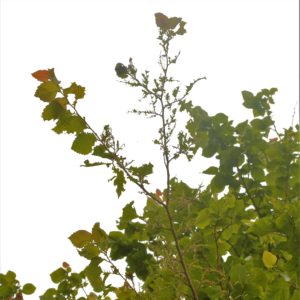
(0, 0), (299, 296)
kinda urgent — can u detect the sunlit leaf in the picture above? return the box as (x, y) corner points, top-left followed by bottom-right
(196, 208), (211, 229)
(69, 230), (92, 248)
(262, 250), (277, 268)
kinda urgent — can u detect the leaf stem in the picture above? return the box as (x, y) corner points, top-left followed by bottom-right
(157, 36), (199, 300)
(102, 251), (138, 295)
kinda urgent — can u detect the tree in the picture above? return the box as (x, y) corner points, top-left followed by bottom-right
(1, 12), (299, 300)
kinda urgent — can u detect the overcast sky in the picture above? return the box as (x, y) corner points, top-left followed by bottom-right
(1, 0), (299, 296)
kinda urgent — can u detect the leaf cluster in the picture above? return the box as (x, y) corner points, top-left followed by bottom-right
(2, 12), (299, 300)
(0, 271), (35, 300)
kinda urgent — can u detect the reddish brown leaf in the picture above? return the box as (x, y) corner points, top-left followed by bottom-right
(32, 70), (49, 82)
(155, 13), (169, 31)
(62, 261), (70, 269)
(156, 188), (162, 197)
(15, 293), (24, 300)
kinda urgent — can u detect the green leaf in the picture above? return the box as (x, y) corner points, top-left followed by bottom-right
(248, 216), (275, 236)
(42, 101), (65, 121)
(115, 285), (137, 299)
(210, 174), (227, 193)
(292, 290), (300, 300)
(0, 285), (13, 298)
(196, 208), (211, 229)
(242, 90), (254, 105)
(82, 160), (106, 167)
(85, 258), (104, 292)
(126, 245), (151, 280)
(202, 166), (218, 175)
(129, 163), (153, 180)
(69, 230), (92, 248)
(50, 268), (67, 284)
(71, 133), (97, 155)
(109, 232), (132, 260)
(64, 82), (85, 100)
(5, 271), (16, 283)
(262, 250), (277, 268)
(221, 224), (240, 240)
(79, 244), (100, 260)
(53, 114), (86, 134)
(229, 263), (247, 284)
(92, 222), (108, 245)
(167, 17), (182, 29)
(265, 278), (290, 300)
(115, 63), (128, 79)
(112, 169), (126, 198)
(40, 288), (57, 300)
(202, 140), (218, 158)
(93, 145), (115, 160)
(35, 81), (60, 102)
(87, 293), (98, 300)
(22, 283), (36, 295)
(251, 167), (265, 181)
(176, 21), (186, 35)
(118, 201), (138, 229)
(275, 213), (290, 231)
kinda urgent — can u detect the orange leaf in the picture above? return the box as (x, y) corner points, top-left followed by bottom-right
(32, 70), (49, 82)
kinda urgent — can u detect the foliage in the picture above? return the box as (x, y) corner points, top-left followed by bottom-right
(2, 12), (299, 300)
(0, 271), (36, 300)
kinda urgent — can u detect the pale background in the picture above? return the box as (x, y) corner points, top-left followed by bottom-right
(1, 0), (299, 296)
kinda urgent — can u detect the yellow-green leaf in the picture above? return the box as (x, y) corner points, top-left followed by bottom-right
(262, 250), (277, 268)
(22, 283), (36, 295)
(71, 133), (97, 155)
(42, 101), (65, 121)
(196, 208), (211, 229)
(69, 230), (92, 248)
(35, 81), (60, 102)
(64, 82), (85, 100)
(87, 292), (97, 300)
(50, 268), (67, 283)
